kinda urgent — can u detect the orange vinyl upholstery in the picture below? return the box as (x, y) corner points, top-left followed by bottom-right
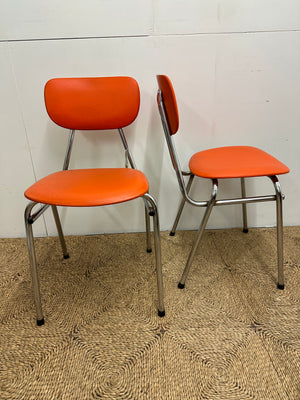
(189, 146), (289, 179)
(25, 168), (149, 207)
(156, 75), (179, 135)
(44, 77), (140, 130)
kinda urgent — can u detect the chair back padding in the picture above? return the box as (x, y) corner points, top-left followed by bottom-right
(156, 75), (179, 135)
(44, 77), (140, 130)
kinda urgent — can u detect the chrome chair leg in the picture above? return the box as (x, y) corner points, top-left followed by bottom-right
(178, 179), (218, 289)
(270, 176), (284, 289)
(241, 178), (248, 233)
(170, 174), (194, 236)
(51, 205), (69, 259)
(25, 202), (44, 325)
(145, 206), (152, 253)
(143, 194), (165, 316)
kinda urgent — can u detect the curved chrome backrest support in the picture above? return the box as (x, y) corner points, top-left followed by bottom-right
(157, 90), (187, 196)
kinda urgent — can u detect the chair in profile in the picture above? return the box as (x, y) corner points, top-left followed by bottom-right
(156, 74), (289, 291)
(24, 76), (165, 325)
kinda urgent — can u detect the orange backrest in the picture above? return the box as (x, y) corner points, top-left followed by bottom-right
(44, 77), (140, 130)
(156, 75), (179, 135)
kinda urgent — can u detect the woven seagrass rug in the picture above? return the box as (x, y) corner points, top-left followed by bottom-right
(0, 227), (299, 399)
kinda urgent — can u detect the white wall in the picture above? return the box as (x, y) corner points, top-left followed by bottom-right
(0, 1), (299, 237)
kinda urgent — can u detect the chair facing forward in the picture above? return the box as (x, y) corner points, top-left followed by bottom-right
(156, 74), (289, 291)
(25, 76), (165, 325)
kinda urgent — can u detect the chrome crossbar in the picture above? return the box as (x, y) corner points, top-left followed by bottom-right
(29, 203), (50, 223)
(184, 194), (277, 208)
(215, 195), (276, 206)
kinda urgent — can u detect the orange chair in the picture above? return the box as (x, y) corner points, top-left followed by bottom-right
(156, 74), (289, 291)
(24, 76), (165, 325)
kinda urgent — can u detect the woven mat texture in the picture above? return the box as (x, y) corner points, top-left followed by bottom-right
(0, 227), (299, 399)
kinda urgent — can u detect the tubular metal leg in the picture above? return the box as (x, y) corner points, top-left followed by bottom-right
(241, 178), (248, 233)
(170, 175), (194, 236)
(143, 194), (165, 317)
(51, 206), (69, 259)
(270, 176), (284, 289)
(25, 202), (44, 325)
(178, 180), (218, 288)
(145, 206), (152, 253)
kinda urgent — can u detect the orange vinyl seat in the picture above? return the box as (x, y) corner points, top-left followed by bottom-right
(189, 146), (289, 179)
(25, 168), (149, 207)
(156, 74), (289, 292)
(24, 76), (165, 326)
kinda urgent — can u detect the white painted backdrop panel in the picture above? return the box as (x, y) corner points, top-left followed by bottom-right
(170, 32), (299, 230)
(0, 43), (46, 237)
(0, 0), (299, 237)
(154, 0), (300, 34)
(8, 32), (299, 237)
(0, 0), (152, 40)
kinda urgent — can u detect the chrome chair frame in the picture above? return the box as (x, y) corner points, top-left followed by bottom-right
(25, 128), (165, 325)
(157, 89), (284, 291)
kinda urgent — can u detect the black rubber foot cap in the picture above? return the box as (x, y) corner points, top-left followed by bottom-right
(178, 282), (185, 289)
(149, 211), (155, 216)
(64, 254), (70, 259)
(170, 232), (175, 236)
(147, 248), (152, 253)
(243, 229), (249, 233)
(37, 318), (45, 326)
(158, 310), (165, 317)
(277, 284), (284, 290)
